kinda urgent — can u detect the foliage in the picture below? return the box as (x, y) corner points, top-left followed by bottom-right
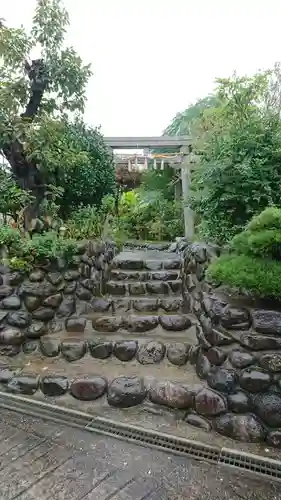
(155, 95), (220, 157)
(207, 208), (281, 299)
(65, 206), (106, 239)
(20, 232), (77, 263)
(0, 0), (92, 127)
(207, 254), (281, 299)
(189, 66), (281, 244)
(117, 190), (184, 241)
(140, 167), (175, 201)
(0, 0), (94, 227)
(0, 168), (34, 221)
(0, 224), (77, 264)
(118, 190), (138, 213)
(0, 225), (22, 251)
(247, 206), (281, 231)
(65, 194), (117, 240)
(64, 188), (184, 242)
(230, 207), (281, 259)
(26, 118), (115, 217)
(164, 95), (220, 136)
(8, 256), (32, 273)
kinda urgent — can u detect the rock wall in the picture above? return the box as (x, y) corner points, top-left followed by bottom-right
(0, 240), (117, 356)
(181, 241), (281, 448)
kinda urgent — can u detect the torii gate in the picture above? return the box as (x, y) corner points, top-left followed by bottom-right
(104, 136), (195, 239)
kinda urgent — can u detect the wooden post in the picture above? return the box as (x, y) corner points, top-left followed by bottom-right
(143, 148), (149, 171)
(180, 146), (194, 239)
(174, 178), (182, 200)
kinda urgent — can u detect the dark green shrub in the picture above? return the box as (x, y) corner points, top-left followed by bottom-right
(231, 207), (281, 258)
(247, 206), (281, 231)
(207, 254), (281, 299)
(207, 207), (281, 298)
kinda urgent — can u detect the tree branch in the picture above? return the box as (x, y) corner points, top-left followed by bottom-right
(2, 59), (49, 229)
(21, 59), (49, 119)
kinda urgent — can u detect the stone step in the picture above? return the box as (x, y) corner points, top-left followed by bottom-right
(107, 280), (182, 296)
(13, 353), (204, 418)
(112, 250), (182, 271)
(44, 328), (197, 344)
(89, 327), (197, 343)
(111, 296), (185, 314)
(91, 313), (195, 335)
(18, 336), (198, 365)
(110, 269), (181, 282)
(12, 337), (200, 382)
(80, 296), (186, 315)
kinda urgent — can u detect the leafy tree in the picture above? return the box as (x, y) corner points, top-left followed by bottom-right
(28, 117), (115, 218)
(164, 95), (220, 136)
(149, 95), (220, 192)
(0, 0), (92, 228)
(189, 67), (281, 244)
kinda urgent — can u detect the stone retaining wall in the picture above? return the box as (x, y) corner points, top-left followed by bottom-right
(180, 241), (281, 448)
(0, 240), (117, 356)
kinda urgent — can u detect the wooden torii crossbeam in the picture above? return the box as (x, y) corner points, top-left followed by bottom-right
(104, 135), (192, 149)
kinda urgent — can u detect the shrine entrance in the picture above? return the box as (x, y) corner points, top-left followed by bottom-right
(104, 135), (196, 239)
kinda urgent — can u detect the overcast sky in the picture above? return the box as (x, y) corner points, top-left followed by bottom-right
(2, 0), (281, 136)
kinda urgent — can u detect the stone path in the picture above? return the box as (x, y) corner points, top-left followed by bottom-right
(0, 408), (280, 500)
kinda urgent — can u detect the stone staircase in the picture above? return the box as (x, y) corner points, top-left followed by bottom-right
(93, 250), (197, 347)
(4, 246), (205, 435)
(14, 248), (200, 387)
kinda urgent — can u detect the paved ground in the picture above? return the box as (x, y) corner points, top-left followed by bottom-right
(0, 408), (280, 499)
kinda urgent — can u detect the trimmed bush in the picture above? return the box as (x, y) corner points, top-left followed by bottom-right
(207, 207), (281, 299)
(231, 207), (281, 259)
(207, 254), (281, 299)
(247, 207), (281, 231)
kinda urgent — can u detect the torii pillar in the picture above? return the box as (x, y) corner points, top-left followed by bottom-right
(180, 145), (195, 239)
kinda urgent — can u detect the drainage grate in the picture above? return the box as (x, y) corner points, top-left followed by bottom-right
(0, 391), (281, 482)
(219, 448), (281, 480)
(86, 417), (220, 464)
(0, 391), (93, 429)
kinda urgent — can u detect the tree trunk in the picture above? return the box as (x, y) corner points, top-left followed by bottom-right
(2, 59), (48, 230)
